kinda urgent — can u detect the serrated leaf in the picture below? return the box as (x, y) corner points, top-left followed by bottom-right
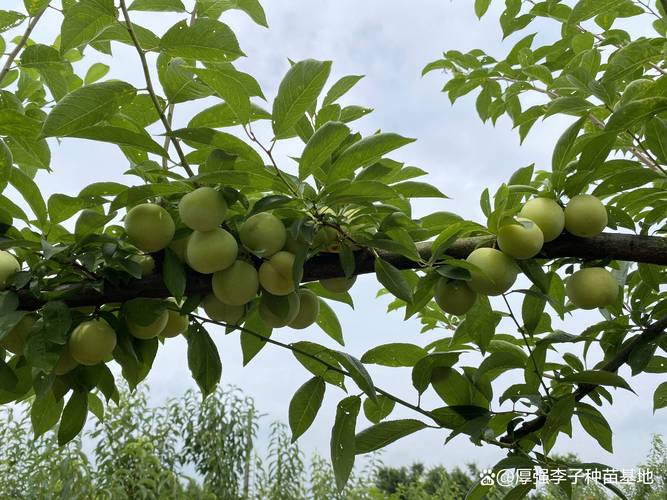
(42, 81), (136, 137)
(330, 396), (360, 491)
(9, 167), (46, 226)
(57, 391), (87, 445)
(316, 299), (344, 346)
(60, 0), (117, 53)
(67, 126), (168, 156)
(331, 351), (377, 403)
(374, 258), (413, 303)
(560, 370), (633, 392)
(323, 75), (364, 107)
(361, 343), (427, 367)
(355, 419), (427, 454)
(186, 324), (222, 396)
(272, 59), (332, 137)
(160, 18), (244, 63)
(194, 67), (252, 123)
(299, 121), (349, 180)
(552, 117), (585, 172)
(189, 101), (270, 128)
(289, 376), (325, 442)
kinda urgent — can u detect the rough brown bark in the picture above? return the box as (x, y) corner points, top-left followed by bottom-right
(15, 231), (667, 310)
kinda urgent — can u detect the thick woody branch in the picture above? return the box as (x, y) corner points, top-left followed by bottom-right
(500, 314), (667, 445)
(15, 232), (667, 311)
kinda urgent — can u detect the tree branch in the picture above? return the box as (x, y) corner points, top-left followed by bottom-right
(0, 7), (47, 83)
(118, 0), (194, 177)
(499, 314), (667, 445)
(15, 232), (667, 310)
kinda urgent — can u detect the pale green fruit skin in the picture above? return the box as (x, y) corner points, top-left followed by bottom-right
(178, 187), (228, 232)
(0, 315), (35, 354)
(186, 228), (238, 274)
(497, 218), (544, 260)
(124, 203), (175, 253)
(127, 310), (169, 340)
(564, 195), (608, 238)
(201, 294), (245, 324)
(161, 298), (189, 338)
(239, 212), (286, 257)
(74, 306), (96, 315)
(259, 292), (300, 328)
(0, 250), (20, 290)
(289, 289), (320, 329)
(320, 275), (357, 293)
(313, 226), (339, 251)
(519, 198), (565, 242)
(466, 248), (518, 296)
(68, 319), (117, 366)
(54, 345), (78, 375)
(212, 260), (259, 306)
(132, 254), (155, 277)
(259, 251), (301, 296)
(566, 267), (619, 310)
(434, 279), (477, 316)
(169, 236), (189, 261)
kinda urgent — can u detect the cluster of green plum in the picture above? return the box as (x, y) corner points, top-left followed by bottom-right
(434, 194), (619, 316)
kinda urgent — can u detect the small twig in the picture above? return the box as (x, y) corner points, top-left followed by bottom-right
(118, 0), (195, 178)
(161, 104), (175, 170)
(0, 8), (47, 83)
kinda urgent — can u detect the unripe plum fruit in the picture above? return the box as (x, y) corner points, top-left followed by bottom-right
(186, 228), (238, 274)
(132, 254), (155, 277)
(0, 314), (36, 354)
(565, 267), (619, 310)
(0, 250), (20, 290)
(466, 247), (518, 296)
(124, 203), (175, 253)
(161, 298), (189, 338)
(564, 195), (607, 238)
(212, 260), (259, 306)
(201, 294), (245, 324)
(434, 278), (477, 316)
(519, 197), (565, 242)
(239, 212), (286, 257)
(54, 345), (78, 375)
(497, 218), (544, 260)
(178, 187), (228, 232)
(289, 289), (320, 329)
(259, 251), (301, 296)
(68, 318), (117, 366)
(313, 226), (339, 251)
(259, 292), (300, 328)
(126, 307), (169, 340)
(320, 275), (356, 294)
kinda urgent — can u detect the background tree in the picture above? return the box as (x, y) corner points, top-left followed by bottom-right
(0, 0), (665, 498)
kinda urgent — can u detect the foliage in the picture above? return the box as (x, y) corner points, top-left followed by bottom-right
(0, 0), (664, 498)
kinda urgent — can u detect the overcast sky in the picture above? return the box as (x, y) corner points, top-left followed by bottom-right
(6, 0), (666, 472)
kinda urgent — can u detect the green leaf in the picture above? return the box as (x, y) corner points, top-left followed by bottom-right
(186, 324), (222, 396)
(299, 121), (350, 180)
(160, 18), (244, 63)
(577, 402), (613, 452)
(560, 370), (633, 391)
(330, 395), (361, 491)
(654, 381), (667, 412)
(363, 395), (395, 424)
(163, 248), (186, 300)
(606, 97), (667, 132)
(0, 110), (42, 138)
(171, 127), (263, 166)
(289, 376), (325, 442)
(552, 117), (585, 173)
(23, 1), (50, 16)
(412, 353), (461, 395)
(196, 0), (268, 28)
(129, 0), (186, 11)
(0, 139), (11, 191)
(272, 59), (332, 137)
(645, 117), (667, 163)
(84, 62), (110, 85)
(42, 81), (136, 137)
(474, 0), (492, 18)
(57, 391), (88, 445)
(67, 126), (169, 156)
(240, 310), (272, 365)
(375, 258), (413, 303)
(194, 67), (252, 123)
(324, 180), (398, 206)
(323, 75), (364, 107)
(0, 11), (26, 33)
(0, 357), (17, 391)
(31, 391), (63, 439)
(331, 351), (377, 403)
(355, 419), (427, 454)
(316, 299), (344, 346)
(545, 96), (592, 117)
(189, 102), (270, 128)
(9, 167), (47, 226)
(157, 55), (213, 104)
(60, 0), (117, 53)
(328, 133), (416, 180)
(361, 343), (427, 367)
(453, 296), (501, 353)
(570, 0), (627, 23)
(541, 395), (574, 454)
